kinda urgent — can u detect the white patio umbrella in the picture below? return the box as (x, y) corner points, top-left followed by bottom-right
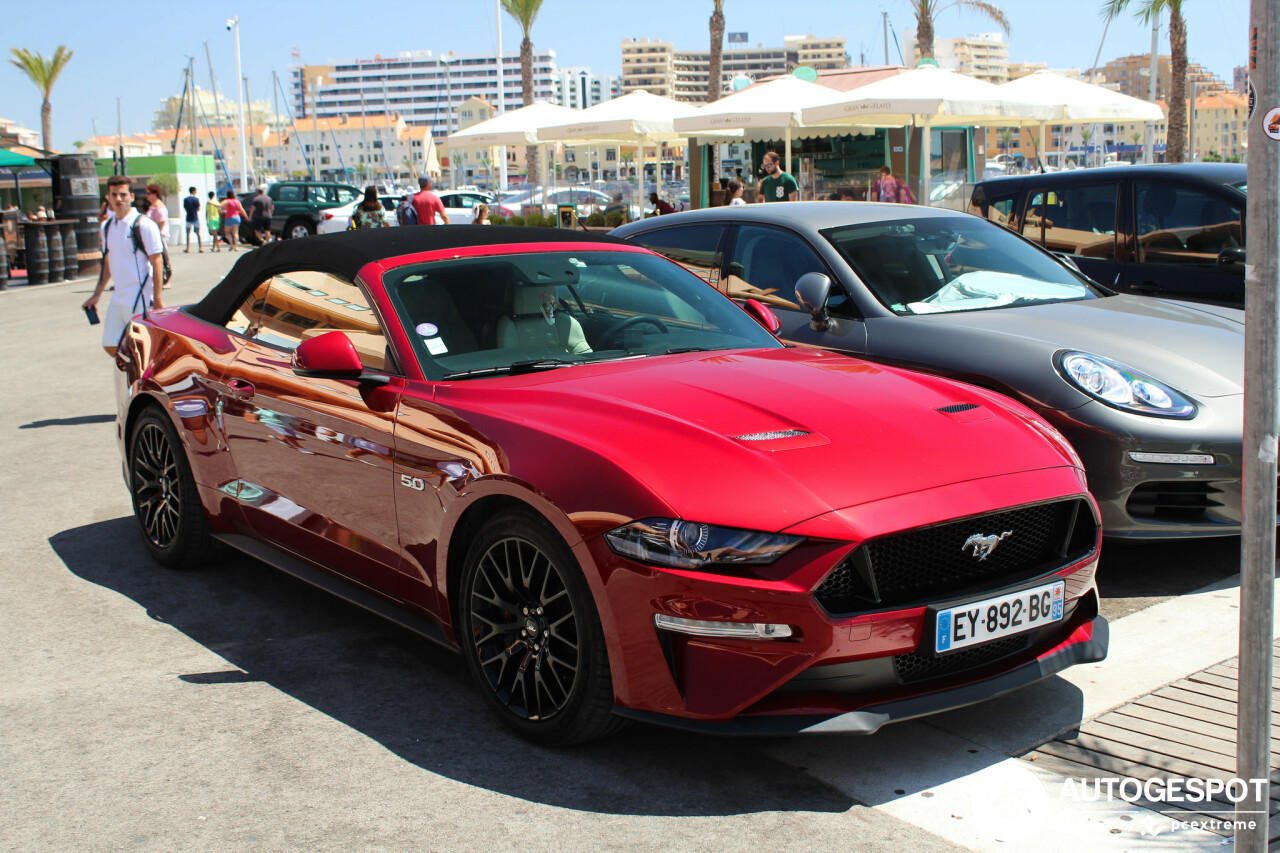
(997, 71), (1165, 167)
(802, 66), (1054, 202)
(675, 76), (869, 193)
(541, 90), (720, 208)
(447, 101), (580, 195)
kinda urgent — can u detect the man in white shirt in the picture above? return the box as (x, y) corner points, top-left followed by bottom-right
(82, 175), (165, 356)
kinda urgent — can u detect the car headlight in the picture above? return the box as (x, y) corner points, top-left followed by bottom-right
(604, 518), (803, 570)
(1057, 351), (1196, 418)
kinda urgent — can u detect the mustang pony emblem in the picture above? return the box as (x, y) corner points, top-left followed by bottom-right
(963, 531), (1013, 561)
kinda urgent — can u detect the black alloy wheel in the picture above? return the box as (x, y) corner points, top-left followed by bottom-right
(459, 509), (623, 745)
(127, 408), (215, 569)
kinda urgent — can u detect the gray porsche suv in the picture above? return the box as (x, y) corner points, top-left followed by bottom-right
(615, 202), (1259, 540)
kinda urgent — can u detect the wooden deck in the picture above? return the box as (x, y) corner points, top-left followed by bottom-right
(1024, 639), (1280, 845)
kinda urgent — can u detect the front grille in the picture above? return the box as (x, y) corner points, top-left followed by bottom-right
(894, 636), (1031, 684)
(814, 498), (1096, 614)
(1126, 481), (1224, 521)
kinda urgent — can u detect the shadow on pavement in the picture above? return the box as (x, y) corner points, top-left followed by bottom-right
(51, 517), (855, 817)
(19, 414), (116, 429)
(1097, 536), (1243, 621)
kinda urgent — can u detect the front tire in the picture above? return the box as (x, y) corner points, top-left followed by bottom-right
(127, 407), (215, 569)
(458, 508), (624, 746)
(285, 218), (315, 240)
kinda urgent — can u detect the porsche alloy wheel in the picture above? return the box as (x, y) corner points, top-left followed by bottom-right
(128, 408), (214, 569)
(460, 509), (623, 745)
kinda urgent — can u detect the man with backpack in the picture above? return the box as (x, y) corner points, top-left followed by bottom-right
(81, 175), (164, 357)
(396, 192), (418, 226)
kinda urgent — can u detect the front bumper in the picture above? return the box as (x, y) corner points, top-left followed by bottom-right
(614, 614), (1108, 735)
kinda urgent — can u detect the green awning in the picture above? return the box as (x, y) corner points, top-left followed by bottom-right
(0, 148), (38, 167)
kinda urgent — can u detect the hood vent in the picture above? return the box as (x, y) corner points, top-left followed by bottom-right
(734, 429), (811, 441)
(937, 403), (980, 414)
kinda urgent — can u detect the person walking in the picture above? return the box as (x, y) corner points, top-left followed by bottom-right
(894, 174), (917, 204)
(472, 203), (491, 225)
(205, 191), (223, 252)
(648, 192), (675, 216)
(724, 179), (745, 206)
(410, 176), (448, 225)
(81, 175), (164, 357)
(182, 187), (202, 253)
(220, 190), (244, 252)
(350, 186), (389, 229)
(756, 151), (798, 202)
(249, 184), (274, 243)
(876, 166), (903, 203)
(144, 184), (172, 288)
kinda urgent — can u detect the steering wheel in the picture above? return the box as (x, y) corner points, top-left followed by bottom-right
(599, 314), (670, 347)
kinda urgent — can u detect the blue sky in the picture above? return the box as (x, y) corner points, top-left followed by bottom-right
(3, 0), (1252, 151)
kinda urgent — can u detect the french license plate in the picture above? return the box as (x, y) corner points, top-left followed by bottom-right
(934, 580), (1064, 654)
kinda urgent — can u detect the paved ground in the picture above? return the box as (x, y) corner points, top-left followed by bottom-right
(0, 243), (1270, 852)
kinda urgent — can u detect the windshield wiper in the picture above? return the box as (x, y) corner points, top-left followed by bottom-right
(657, 346), (710, 355)
(442, 359), (575, 380)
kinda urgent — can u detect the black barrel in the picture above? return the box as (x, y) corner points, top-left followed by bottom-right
(23, 222), (48, 285)
(53, 153), (102, 279)
(58, 221), (78, 278)
(46, 224), (64, 283)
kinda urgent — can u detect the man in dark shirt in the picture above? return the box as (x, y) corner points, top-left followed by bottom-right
(250, 186), (274, 243)
(182, 187), (202, 252)
(649, 192), (675, 216)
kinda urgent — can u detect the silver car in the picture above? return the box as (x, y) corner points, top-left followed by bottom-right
(615, 202), (1258, 540)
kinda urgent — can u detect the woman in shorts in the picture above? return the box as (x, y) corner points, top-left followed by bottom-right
(205, 192), (222, 252)
(220, 190), (244, 253)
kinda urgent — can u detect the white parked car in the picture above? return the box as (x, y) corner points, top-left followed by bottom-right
(316, 195), (402, 234)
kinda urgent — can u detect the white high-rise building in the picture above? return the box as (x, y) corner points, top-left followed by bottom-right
(291, 50), (559, 139)
(553, 67), (620, 109)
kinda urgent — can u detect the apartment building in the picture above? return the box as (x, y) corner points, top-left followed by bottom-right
(620, 35), (849, 103)
(910, 32), (1009, 83)
(1095, 54), (1227, 101)
(290, 50), (559, 139)
(553, 68), (620, 109)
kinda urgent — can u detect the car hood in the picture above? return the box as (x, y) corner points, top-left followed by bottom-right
(443, 348), (1080, 532)
(889, 294), (1244, 399)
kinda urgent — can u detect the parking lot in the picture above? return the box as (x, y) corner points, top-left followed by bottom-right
(0, 246), (1268, 851)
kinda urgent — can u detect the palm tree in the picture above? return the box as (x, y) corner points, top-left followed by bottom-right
(1080, 128), (1094, 166)
(8, 46), (74, 152)
(998, 128), (1014, 151)
(1131, 130), (1143, 161)
(501, 0), (546, 186)
(911, 1), (1010, 61)
(708, 0), (725, 103)
(1104, 0), (1187, 162)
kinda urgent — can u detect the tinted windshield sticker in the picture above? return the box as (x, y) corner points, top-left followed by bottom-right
(416, 322), (439, 337)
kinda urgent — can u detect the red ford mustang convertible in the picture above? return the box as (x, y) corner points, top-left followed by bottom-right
(115, 227), (1107, 744)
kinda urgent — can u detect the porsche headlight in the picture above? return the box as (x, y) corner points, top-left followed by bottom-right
(604, 518), (803, 570)
(1058, 351), (1196, 419)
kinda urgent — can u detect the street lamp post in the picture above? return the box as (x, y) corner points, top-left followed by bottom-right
(440, 54), (455, 189)
(227, 17), (248, 192)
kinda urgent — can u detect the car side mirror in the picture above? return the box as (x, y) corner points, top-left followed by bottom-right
(293, 331), (388, 386)
(1217, 247), (1246, 273)
(795, 272), (837, 333)
(742, 298), (782, 334)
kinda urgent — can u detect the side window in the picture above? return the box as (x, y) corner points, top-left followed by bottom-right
(971, 192), (1018, 229)
(628, 225), (726, 286)
(726, 225), (830, 311)
(1026, 184), (1117, 259)
(243, 270), (392, 371)
(1134, 183), (1243, 267)
(335, 186), (361, 204)
(276, 185), (304, 203)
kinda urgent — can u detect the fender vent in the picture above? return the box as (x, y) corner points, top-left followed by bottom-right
(937, 403), (980, 414)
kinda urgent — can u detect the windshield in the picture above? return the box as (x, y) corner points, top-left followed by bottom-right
(822, 216), (1101, 315)
(383, 250), (783, 380)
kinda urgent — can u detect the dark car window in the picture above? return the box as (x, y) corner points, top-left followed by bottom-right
(823, 216), (1099, 315)
(726, 225), (829, 311)
(1023, 184), (1117, 260)
(383, 250), (782, 380)
(626, 224), (725, 286)
(229, 270), (390, 371)
(1134, 182), (1243, 267)
(970, 191), (1019, 229)
(276, 185), (304, 202)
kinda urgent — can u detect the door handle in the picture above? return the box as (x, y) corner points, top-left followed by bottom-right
(227, 378), (255, 401)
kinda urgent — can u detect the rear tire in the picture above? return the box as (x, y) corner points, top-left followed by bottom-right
(127, 407), (215, 569)
(285, 219), (314, 240)
(458, 508), (625, 746)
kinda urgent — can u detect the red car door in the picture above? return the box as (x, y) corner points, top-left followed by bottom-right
(219, 269), (406, 596)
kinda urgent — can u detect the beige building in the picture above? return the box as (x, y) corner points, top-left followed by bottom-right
(621, 35), (848, 103)
(1096, 54), (1227, 101)
(910, 32), (1009, 83)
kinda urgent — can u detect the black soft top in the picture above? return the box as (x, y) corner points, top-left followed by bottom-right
(189, 225), (629, 324)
